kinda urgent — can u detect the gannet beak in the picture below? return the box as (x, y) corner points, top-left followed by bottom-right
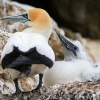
(1, 12), (31, 23)
(54, 29), (78, 56)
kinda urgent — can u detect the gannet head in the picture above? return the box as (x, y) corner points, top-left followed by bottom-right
(72, 40), (88, 60)
(54, 29), (87, 60)
(1, 8), (52, 40)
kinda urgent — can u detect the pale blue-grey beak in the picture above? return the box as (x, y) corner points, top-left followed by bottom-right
(1, 13), (31, 23)
(54, 29), (78, 56)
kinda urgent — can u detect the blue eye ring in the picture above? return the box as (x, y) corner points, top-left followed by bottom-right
(22, 13), (28, 19)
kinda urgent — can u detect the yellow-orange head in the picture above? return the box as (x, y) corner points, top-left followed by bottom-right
(27, 8), (52, 36)
(1, 8), (52, 40)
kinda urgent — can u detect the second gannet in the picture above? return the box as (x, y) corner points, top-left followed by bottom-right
(1, 8), (55, 93)
(43, 29), (100, 87)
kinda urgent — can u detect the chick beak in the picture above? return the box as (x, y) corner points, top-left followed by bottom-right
(54, 29), (77, 56)
(1, 12), (30, 23)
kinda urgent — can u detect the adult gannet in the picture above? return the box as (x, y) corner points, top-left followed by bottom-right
(1, 8), (55, 93)
(43, 29), (100, 87)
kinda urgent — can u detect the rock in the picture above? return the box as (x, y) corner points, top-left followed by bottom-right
(43, 82), (100, 100)
(0, 71), (16, 95)
(0, 70), (39, 94)
(18, 76), (39, 92)
(61, 27), (76, 40)
(0, 82), (100, 99)
(0, 0), (29, 33)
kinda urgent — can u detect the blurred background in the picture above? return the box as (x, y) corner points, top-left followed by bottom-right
(13, 0), (100, 39)
(0, 0), (100, 61)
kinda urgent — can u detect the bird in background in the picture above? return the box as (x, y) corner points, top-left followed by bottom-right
(43, 29), (100, 87)
(1, 8), (55, 93)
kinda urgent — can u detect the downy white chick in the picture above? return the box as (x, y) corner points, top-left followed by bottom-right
(43, 29), (100, 86)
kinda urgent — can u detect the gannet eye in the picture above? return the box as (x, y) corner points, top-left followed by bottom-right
(73, 46), (78, 51)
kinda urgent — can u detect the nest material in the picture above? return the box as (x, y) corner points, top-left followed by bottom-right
(0, 82), (100, 100)
(27, 82), (100, 100)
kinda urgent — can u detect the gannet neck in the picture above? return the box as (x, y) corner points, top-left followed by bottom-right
(28, 8), (52, 41)
(31, 25), (52, 41)
(22, 27), (52, 42)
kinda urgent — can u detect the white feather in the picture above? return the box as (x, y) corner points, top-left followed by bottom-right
(1, 32), (55, 62)
(43, 60), (92, 86)
(43, 39), (100, 86)
(73, 40), (88, 60)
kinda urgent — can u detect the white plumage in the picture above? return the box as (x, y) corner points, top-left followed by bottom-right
(1, 31), (54, 62)
(43, 30), (100, 87)
(43, 60), (92, 86)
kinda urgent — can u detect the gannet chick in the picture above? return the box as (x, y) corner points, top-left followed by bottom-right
(43, 29), (100, 87)
(1, 8), (55, 93)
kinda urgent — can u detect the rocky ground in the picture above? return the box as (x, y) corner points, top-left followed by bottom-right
(0, 0), (100, 100)
(0, 82), (100, 100)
